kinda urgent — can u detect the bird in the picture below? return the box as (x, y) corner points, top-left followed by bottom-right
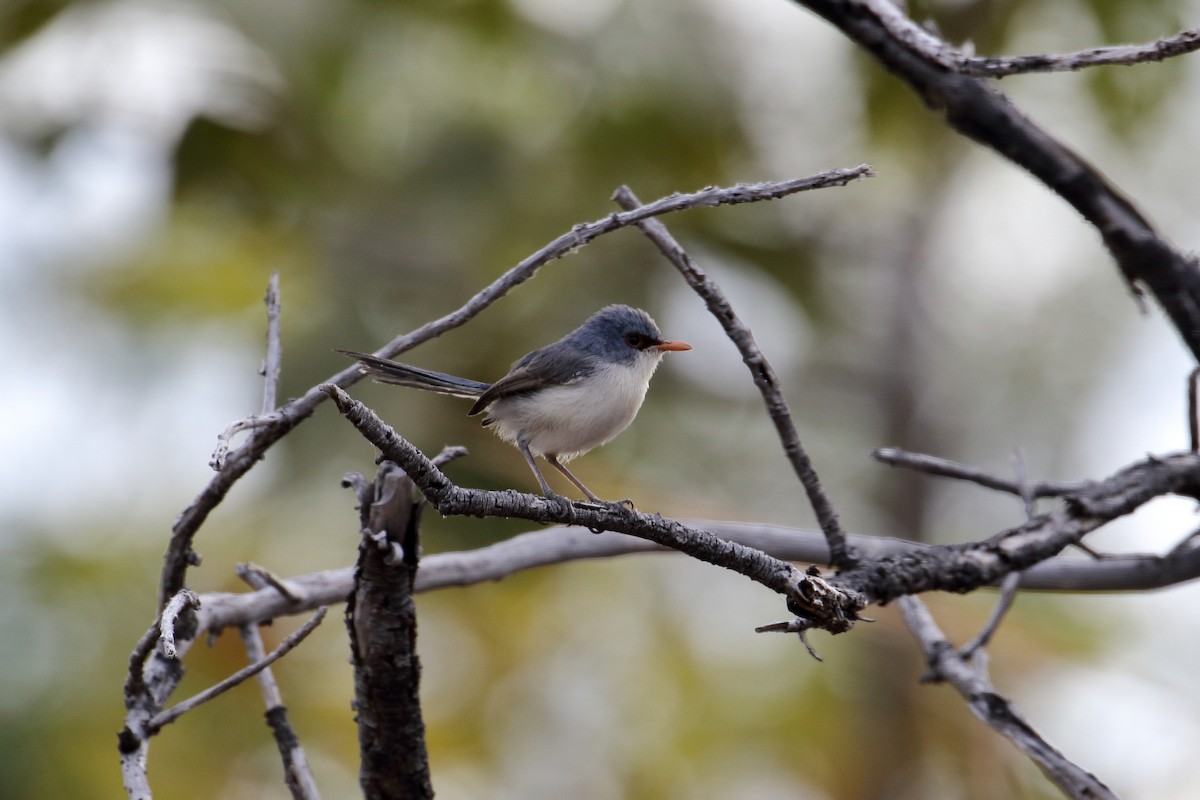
(339, 304), (692, 502)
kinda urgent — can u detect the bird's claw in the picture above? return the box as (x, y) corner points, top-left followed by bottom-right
(575, 497), (636, 514)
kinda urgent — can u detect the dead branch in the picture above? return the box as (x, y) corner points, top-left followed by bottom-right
(613, 186), (856, 569)
(237, 624), (321, 800)
(795, 0), (1200, 362)
(344, 463), (433, 798)
(147, 608), (327, 734)
(899, 597), (1116, 799)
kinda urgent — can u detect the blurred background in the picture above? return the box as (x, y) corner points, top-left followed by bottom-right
(2, 0), (1199, 797)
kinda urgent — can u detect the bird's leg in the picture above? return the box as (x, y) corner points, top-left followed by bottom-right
(545, 455), (606, 504)
(518, 440), (560, 498)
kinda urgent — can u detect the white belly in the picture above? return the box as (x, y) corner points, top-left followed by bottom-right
(487, 357), (660, 459)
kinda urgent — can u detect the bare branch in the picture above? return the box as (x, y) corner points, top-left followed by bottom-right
(237, 562), (307, 605)
(613, 185), (857, 569)
(210, 273), (287, 471)
(346, 464), (432, 798)
(147, 608), (327, 734)
(843, 1), (1200, 79)
(961, 571), (1021, 658)
(899, 597), (1116, 799)
(873, 447), (1085, 498)
(832, 450), (1200, 605)
(261, 270), (283, 415)
(959, 451), (1036, 657)
(958, 28), (1200, 79)
(1190, 368), (1200, 453)
(210, 414), (286, 471)
(238, 625), (321, 800)
(158, 589), (200, 659)
(317, 387), (1200, 625)
(320, 382), (869, 631)
(193, 504), (1200, 637)
(796, 0), (1200, 362)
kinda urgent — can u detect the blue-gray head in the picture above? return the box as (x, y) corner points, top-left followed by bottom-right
(566, 304), (692, 362)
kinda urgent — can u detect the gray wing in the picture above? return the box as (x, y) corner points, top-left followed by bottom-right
(467, 343), (596, 416)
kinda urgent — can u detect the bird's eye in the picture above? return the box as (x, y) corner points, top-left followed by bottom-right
(624, 332), (644, 348)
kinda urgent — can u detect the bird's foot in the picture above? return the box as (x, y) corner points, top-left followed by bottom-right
(609, 497), (637, 512)
(575, 497), (637, 514)
(535, 490), (574, 521)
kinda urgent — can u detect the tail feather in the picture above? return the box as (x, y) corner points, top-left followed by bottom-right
(337, 350), (488, 399)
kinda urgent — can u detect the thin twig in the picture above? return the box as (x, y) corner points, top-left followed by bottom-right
(210, 415), (286, 471)
(1011, 448), (1037, 520)
(899, 597), (1117, 799)
(210, 272), (286, 471)
(1189, 368), (1200, 453)
(431, 445), (470, 468)
(873, 447), (1084, 497)
(961, 571), (1021, 658)
(239, 625), (285, 707)
(238, 624), (321, 800)
(959, 451), (1036, 656)
(237, 562), (306, 604)
(847, 1), (1199, 79)
(261, 271), (283, 415)
(147, 607), (327, 734)
(958, 28), (1200, 79)
(612, 185), (859, 569)
(158, 589), (200, 659)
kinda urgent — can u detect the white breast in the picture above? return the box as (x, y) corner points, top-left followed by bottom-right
(486, 353), (663, 459)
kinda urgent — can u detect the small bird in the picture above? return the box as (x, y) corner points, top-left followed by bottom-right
(340, 304), (692, 502)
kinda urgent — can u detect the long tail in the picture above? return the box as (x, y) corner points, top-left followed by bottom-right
(337, 350), (489, 399)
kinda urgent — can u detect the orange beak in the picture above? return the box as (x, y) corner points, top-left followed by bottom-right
(652, 339), (693, 352)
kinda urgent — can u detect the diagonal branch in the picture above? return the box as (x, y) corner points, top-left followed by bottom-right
(873, 447), (1085, 498)
(237, 624), (321, 800)
(147, 608), (328, 735)
(899, 597), (1116, 799)
(795, 0), (1200, 362)
(613, 186), (857, 569)
(831, 450), (1200, 605)
(320, 383), (868, 631)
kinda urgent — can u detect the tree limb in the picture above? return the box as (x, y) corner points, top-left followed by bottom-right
(344, 463), (433, 799)
(320, 383), (870, 631)
(147, 608), (327, 734)
(613, 186), (856, 569)
(795, 0), (1200, 361)
(899, 597), (1116, 799)
(957, 28), (1200, 78)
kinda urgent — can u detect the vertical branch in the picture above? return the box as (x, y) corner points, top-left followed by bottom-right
(343, 463), (433, 800)
(237, 618), (321, 799)
(959, 450), (1035, 656)
(612, 186), (856, 568)
(261, 270), (283, 416)
(1189, 368), (1200, 453)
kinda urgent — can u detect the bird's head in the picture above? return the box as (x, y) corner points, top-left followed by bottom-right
(572, 304), (692, 365)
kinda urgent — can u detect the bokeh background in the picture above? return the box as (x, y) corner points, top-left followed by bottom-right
(3, 0), (1200, 797)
